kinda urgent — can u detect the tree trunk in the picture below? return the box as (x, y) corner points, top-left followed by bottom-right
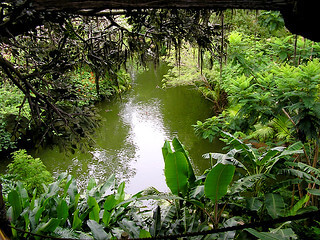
(0, 183), (11, 239)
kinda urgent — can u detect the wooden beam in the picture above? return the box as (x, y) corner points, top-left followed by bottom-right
(32, 0), (294, 11)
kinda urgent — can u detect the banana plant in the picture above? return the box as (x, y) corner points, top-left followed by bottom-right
(6, 173), (148, 239)
(162, 137), (196, 197)
(204, 163), (235, 227)
(203, 131), (304, 195)
(160, 138), (236, 237)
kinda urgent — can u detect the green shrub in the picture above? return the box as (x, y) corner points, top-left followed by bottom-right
(0, 84), (30, 151)
(7, 149), (53, 194)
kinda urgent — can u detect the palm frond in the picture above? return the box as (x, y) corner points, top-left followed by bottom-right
(251, 123), (274, 140)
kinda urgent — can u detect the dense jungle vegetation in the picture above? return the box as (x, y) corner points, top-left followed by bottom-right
(1, 1), (320, 239)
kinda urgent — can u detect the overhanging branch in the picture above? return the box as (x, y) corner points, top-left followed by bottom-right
(32, 0), (293, 11)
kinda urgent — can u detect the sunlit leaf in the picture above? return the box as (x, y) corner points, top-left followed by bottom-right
(88, 196), (100, 223)
(204, 163), (235, 202)
(8, 190), (22, 222)
(139, 229), (151, 238)
(164, 152), (189, 196)
(172, 137), (196, 184)
(287, 195), (309, 216)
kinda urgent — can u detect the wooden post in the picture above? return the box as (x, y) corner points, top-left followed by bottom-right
(121, 232), (129, 240)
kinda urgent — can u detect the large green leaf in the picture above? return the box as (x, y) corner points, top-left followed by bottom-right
(88, 196), (100, 223)
(57, 199), (68, 225)
(16, 182), (29, 208)
(67, 179), (79, 204)
(307, 189), (320, 196)
(172, 138), (196, 184)
(288, 162), (320, 178)
(265, 193), (285, 219)
(46, 181), (60, 198)
(87, 220), (108, 240)
(162, 140), (173, 160)
(139, 229), (151, 238)
(63, 175), (74, 198)
(164, 152), (189, 196)
(204, 163), (235, 202)
(35, 198), (50, 225)
(115, 181), (125, 204)
(257, 148), (282, 167)
(246, 228), (286, 240)
(279, 141), (303, 157)
(99, 174), (115, 198)
(8, 189), (22, 222)
(102, 195), (117, 227)
(150, 206), (161, 237)
(287, 195), (309, 216)
(118, 219), (140, 238)
(230, 174), (267, 193)
(72, 209), (82, 230)
(87, 178), (97, 192)
(246, 197), (263, 211)
(203, 149), (247, 172)
(36, 218), (60, 234)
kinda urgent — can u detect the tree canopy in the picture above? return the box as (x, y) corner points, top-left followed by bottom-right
(0, 1), (224, 150)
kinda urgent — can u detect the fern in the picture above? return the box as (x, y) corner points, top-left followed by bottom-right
(251, 123), (274, 141)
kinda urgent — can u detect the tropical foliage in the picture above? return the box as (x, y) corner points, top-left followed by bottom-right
(1, 5), (320, 240)
(2, 137), (318, 239)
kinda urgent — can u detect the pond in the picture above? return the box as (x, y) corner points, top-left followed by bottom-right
(2, 63), (225, 194)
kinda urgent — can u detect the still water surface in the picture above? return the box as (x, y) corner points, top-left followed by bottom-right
(8, 63), (225, 193)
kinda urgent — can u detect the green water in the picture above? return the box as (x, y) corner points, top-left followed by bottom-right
(3, 63), (225, 193)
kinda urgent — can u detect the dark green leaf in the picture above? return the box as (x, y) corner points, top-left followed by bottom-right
(150, 206), (161, 237)
(57, 199), (68, 225)
(265, 193), (285, 219)
(246, 197), (263, 211)
(245, 228), (283, 240)
(87, 220), (108, 240)
(36, 218), (60, 234)
(307, 189), (320, 196)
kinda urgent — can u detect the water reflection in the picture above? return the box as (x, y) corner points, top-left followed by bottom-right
(121, 98), (169, 192)
(6, 62), (225, 194)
